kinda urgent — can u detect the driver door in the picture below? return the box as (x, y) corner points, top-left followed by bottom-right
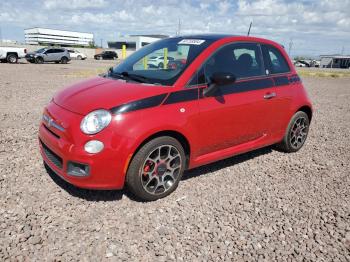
(191, 42), (277, 156)
(44, 49), (55, 62)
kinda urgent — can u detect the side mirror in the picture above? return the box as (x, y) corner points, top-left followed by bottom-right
(203, 72), (236, 97)
(211, 72), (236, 85)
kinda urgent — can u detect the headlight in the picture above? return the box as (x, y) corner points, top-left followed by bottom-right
(80, 109), (111, 134)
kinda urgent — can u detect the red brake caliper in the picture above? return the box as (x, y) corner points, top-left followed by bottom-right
(143, 161), (151, 176)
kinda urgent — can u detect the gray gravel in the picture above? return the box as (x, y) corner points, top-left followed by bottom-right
(0, 60), (349, 261)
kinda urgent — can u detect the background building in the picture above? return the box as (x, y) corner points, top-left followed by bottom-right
(108, 35), (168, 50)
(320, 55), (350, 68)
(24, 27), (94, 47)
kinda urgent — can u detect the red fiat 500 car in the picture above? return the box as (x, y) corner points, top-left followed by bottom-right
(39, 35), (312, 201)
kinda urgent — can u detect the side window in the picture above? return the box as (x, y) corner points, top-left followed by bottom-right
(262, 45), (290, 74)
(51, 49), (61, 53)
(189, 42), (265, 86)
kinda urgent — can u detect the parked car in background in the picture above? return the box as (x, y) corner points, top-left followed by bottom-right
(310, 60), (320, 68)
(94, 51), (118, 60)
(0, 47), (27, 63)
(68, 49), (87, 60)
(39, 35), (313, 201)
(147, 55), (174, 68)
(294, 60), (310, 67)
(25, 48), (71, 64)
(167, 58), (187, 70)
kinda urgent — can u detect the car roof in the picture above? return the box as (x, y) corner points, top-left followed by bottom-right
(180, 34), (235, 41)
(178, 34), (284, 50)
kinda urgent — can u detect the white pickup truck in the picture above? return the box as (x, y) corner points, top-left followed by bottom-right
(0, 47), (27, 63)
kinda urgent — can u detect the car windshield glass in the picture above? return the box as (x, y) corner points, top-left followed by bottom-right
(36, 48), (46, 53)
(111, 37), (213, 86)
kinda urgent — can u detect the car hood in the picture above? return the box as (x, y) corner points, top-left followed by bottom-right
(53, 76), (169, 115)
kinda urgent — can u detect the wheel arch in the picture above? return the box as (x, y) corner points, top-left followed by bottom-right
(6, 52), (18, 57)
(297, 105), (312, 121)
(130, 130), (191, 170)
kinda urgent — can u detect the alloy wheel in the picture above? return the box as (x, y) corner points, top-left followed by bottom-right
(290, 116), (308, 149)
(140, 145), (182, 195)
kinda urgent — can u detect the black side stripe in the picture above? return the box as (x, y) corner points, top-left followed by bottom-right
(163, 88), (198, 105)
(110, 94), (167, 114)
(219, 78), (274, 96)
(273, 76), (289, 86)
(109, 74), (301, 114)
(289, 74), (301, 83)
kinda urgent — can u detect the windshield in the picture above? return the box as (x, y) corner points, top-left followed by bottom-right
(36, 48), (46, 53)
(111, 37), (213, 86)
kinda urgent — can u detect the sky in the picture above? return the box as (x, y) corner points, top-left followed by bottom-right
(0, 0), (349, 57)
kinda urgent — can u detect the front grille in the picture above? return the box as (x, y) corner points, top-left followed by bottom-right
(40, 140), (63, 169)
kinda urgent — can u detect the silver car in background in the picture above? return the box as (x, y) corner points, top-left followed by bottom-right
(25, 48), (71, 64)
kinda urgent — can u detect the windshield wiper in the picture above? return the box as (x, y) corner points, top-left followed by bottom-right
(121, 72), (151, 84)
(107, 68), (151, 84)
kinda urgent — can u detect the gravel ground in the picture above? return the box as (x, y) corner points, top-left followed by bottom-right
(0, 60), (349, 261)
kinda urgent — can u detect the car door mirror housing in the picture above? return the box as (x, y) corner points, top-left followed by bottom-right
(210, 72), (236, 85)
(203, 72), (236, 97)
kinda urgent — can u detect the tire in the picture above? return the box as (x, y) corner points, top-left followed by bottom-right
(99, 56), (103, 60)
(276, 111), (310, 153)
(60, 57), (68, 64)
(126, 136), (186, 201)
(158, 62), (164, 69)
(7, 54), (18, 64)
(35, 57), (44, 64)
(77, 55), (82, 60)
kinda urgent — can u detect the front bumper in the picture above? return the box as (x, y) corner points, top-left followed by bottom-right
(38, 102), (130, 190)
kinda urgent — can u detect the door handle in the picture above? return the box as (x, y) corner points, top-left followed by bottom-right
(264, 92), (276, 99)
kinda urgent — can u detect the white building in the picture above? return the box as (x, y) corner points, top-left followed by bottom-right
(108, 35), (168, 50)
(24, 27), (94, 47)
(320, 55), (350, 68)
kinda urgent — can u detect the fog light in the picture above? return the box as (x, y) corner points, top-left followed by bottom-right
(67, 161), (90, 177)
(84, 140), (104, 153)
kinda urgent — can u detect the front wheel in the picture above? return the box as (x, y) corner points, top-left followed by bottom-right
(277, 111), (310, 152)
(126, 136), (186, 201)
(35, 57), (44, 64)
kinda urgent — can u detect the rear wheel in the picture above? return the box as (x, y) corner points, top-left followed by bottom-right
(158, 62), (164, 69)
(60, 57), (68, 64)
(126, 136), (186, 201)
(7, 54), (18, 64)
(277, 111), (310, 152)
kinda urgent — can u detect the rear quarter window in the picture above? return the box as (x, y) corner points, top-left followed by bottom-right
(262, 45), (290, 74)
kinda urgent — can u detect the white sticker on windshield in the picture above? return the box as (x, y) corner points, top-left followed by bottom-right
(178, 39), (205, 45)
